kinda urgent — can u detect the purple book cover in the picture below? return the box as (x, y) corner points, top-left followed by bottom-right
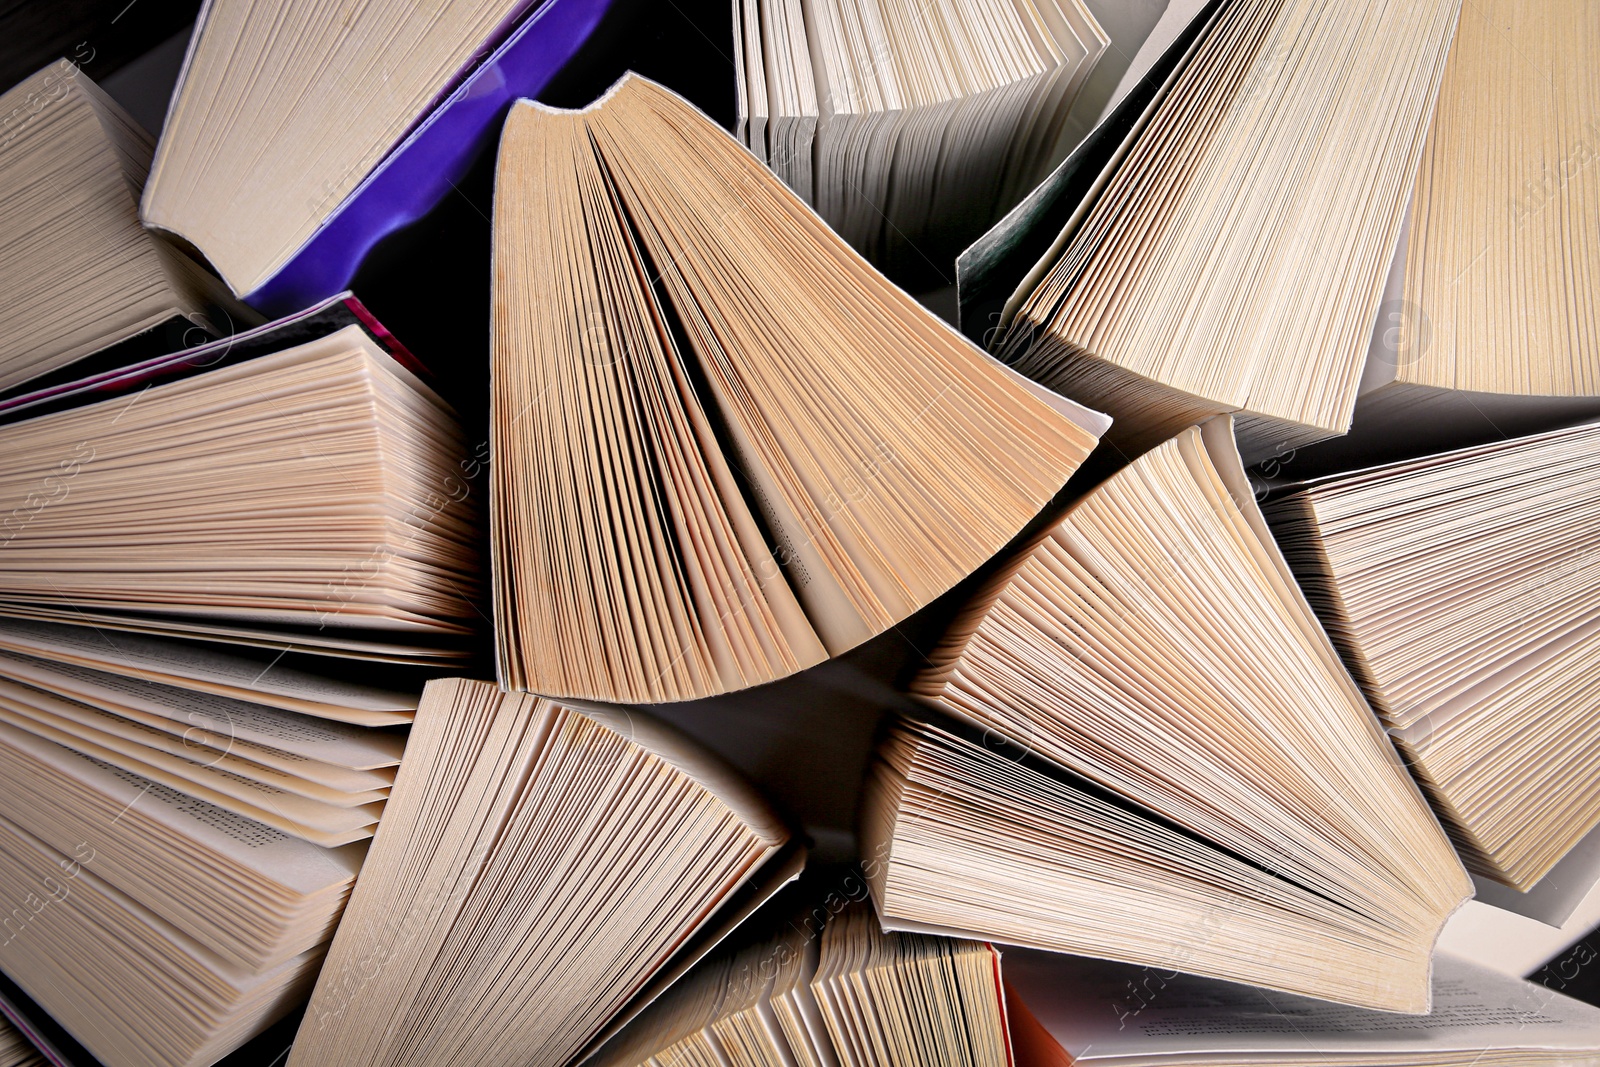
(245, 0), (615, 318)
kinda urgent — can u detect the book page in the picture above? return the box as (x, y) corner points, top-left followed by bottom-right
(0, 617), (419, 719)
(0, 678), (388, 803)
(1470, 823), (1600, 929)
(0, 648), (403, 769)
(1007, 950), (1600, 1061)
(1438, 874), (1600, 978)
(0, 700), (378, 843)
(0, 719), (360, 894)
(1099, 0), (1212, 116)
(576, 843), (807, 1062)
(566, 699), (790, 847)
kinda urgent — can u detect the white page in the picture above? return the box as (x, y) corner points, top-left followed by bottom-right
(1006, 950), (1600, 1062)
(1098, 0), (1208, 117)
(1439, 877), (1600, 978)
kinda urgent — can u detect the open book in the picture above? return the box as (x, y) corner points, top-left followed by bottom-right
(0, 61), (243, 395)
(1263, 421), (1600, 894)
(972, 0), (1461, 461)
(867, 419), (1471, 1012)
(0, 617), (424, 725)
(0, 321), (481, 662)
(1006, 951), (1600, 1067)
(141, 0), (614, 311)
(0, 720), (358, 1067)
(735, 0), (1108, 287)
(0, 290), (414, 423)
(0, 649), (401, 846)
(592, 894), (1010, 1067)
(490, 74), (1106, 704)
(288, 678), (803, 1067)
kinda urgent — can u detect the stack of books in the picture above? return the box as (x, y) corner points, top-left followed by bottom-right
(0, 35), (495, 1061)
(0, 0), (1598, 1064)
(0, 159), (485, 1063)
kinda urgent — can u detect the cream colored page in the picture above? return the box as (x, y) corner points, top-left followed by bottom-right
(0, 64), (187, 390)
(592, 82), (1097, 649)
(0, 719), (362, 890)
(576, 845), (807, 1062)
(144, 0), (530, 293)
(0, 617), (418, 716)
(0, 681), (387, 801)
(0, 605), (462, 663)
(0, 649), (403, 769)
(567, 701), (789, 847)
(1402, 0), (1600, 396)
(664, 368), (877, 654)
(0, 327), (476, 657)
(0, 700), (379, 838)
(0, 807), (322, 992)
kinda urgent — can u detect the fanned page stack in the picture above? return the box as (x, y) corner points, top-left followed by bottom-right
(490, 75), (1106, 704)
(736, 0), (1108, 284)
(866, 419), (1471, 1013)
(0, 1018), (43, 1067)
(0, 719), (361, 1067)
(140, 0), (612, 308)
(0, 303), (475, 1064)
(1005, 950), (1600, 1067)
(0, 617), (423, 725)
(0, 647), (403, 846)
(1262, 421), (1600, 893)
(988, 0), (1461, 462)
(1334, 0), (1600, 464)
(289, 678), (801, 1067)
(0, 324), (481, 662)
(0, 62), (239, 394)
(593, 898), (1010, 1067)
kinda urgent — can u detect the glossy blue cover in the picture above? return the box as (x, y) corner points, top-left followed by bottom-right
(245, 0), (615, 317)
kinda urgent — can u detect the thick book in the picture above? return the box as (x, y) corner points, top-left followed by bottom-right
(0, 61), (245, 395)
(0, 721), (358, 1067)
(0, 318), (481, 662)
(955, 0), (1218, 345)
(967, 0), (1461, 462)
(141, 0), (614, 311)
(489, 75), (1107, 704)
(867, 419), (1471, 1013)
(734, 0), (1108, 287)
(288, 678), (803, 1067)
(1290, 0), (1600, 475)
(0, 303), (478, 1064)
(1006, 950), (1600, 1067)
(592, 894), (1010, 1067)
(1262, 420), (1600, 894)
